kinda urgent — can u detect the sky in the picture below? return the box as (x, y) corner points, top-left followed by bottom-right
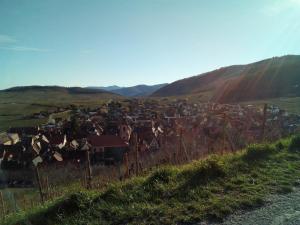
(0, 0), (300, 90)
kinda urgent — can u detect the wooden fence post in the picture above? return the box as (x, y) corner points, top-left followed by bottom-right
(86, 150), (92, 189)
(261, 103), (268, 141)
(181, 136), (190, 162)
(124, 152), (129, 178)
(0, 192), (5, 219)
(22, 197), (26, 211)
(35, 166), (44, 204)
(135, 133), (139, 176)
(13, 193), (17, 213)
(45, 176), (49, 200)
(179, 129), (182, 163)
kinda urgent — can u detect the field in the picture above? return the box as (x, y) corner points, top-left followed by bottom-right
(242, 97), (300, 114)
(2, 135), (300, 225)
(1, 85), (300, 133)
(1, 89), (300, 224)
(0, 90), (121, 132)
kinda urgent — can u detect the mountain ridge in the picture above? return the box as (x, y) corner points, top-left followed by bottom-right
(2, 85), (115, 95)
(152, 55), (300, 103)
(88, 83), (168, 97)
(87, 85), (122, 91)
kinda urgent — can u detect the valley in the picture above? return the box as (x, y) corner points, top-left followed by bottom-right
(1, 56), (300, 225)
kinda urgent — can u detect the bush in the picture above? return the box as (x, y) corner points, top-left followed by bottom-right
(288, 135), (300, 152)
(142, 167), (177, 200)
(182, 156), (226, 187)
(243, 144), (276, 162)
(17, 192), (91, 225)
(100, 185), (128, 204)
(275, 141), (284, 151)
(197, 156), (226, 180)
(146, 167), (176, 186)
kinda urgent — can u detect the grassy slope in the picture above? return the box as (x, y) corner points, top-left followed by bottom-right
(152, 55), (300, 103)
(3, 135), (300, 225)
(0, 90), (120, 131)
(152, 95), (300, 115)
(242, 97), (300, 114)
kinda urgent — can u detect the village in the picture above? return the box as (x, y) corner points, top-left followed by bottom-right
(1, 98), (300, 190)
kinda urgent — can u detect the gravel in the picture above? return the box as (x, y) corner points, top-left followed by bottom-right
(199, 188), (300, 225)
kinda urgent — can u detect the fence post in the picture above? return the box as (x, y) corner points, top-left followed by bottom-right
(35, 166), (44, 204)
(176, 128), (189, 163)
(124, 152), (129, 178)
(181, 136), (190, 162)
(86, 150), (92, 189)
(0, 192), (5, 219)
(261, 103), (268, 141)
(135, 133), (139, 176)
(45, 176), (50, 200)
(13, 193), (17, 213)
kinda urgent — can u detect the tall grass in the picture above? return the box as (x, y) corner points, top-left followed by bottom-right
(2, 136), (300, 225)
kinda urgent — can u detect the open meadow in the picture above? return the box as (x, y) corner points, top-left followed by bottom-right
(0, 89), (121, 131)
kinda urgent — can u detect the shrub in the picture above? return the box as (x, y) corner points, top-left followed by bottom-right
(275, 141), (284, 151)
(142, 167), (177, 199)
(182, 156), (226, 188)
(243, 144), (276, 162)
(198, 156), (226, 179)
(146, 167), (176, 186)
(100, 185), (127, 204)
(20, 192), (91, 225)
(288, 135), (300, 152)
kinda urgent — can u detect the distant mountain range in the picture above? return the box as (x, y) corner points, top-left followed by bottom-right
(3, 55), (300, 102)
(87, 85), (122, 92)
(88, 83), (168, 97)
(2, 86), (113, 95)
(152, 55), (300, 103)
(1, 83), (168, 98)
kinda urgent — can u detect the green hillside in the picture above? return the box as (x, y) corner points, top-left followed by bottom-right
(152, 55), (300, 103)
(0, 86), (121, 131)
(3, 135), (300, 225)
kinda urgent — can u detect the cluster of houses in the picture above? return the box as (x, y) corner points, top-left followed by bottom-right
(1, 99), (300, 175)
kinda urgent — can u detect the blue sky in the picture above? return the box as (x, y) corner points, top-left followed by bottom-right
(1, 0), (300, 90)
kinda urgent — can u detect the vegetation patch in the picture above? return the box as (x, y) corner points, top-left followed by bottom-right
(2, 136), (300, 225)
(289, 134), (300, 152)
(243, 143), (276, 162)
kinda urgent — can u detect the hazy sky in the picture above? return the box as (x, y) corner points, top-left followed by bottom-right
(1, 0), (300, 89)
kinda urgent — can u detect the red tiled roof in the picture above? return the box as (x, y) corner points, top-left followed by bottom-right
(8, 127), (38, 136)
(46, 134), (65, 145)
(88, 135), (128, 148)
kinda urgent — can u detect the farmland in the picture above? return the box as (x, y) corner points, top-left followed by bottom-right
(242, 97), (300, 115)
(0, 87), (121, 131)
(1, 86), (300, 224)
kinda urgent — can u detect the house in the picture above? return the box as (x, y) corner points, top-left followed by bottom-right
(0, 133), (20, 145)
(134, 126), (161, 152)
(8, 127), (39, 137)
(46, 133), (67, 149)
(88, 135), (129, 165)
(119, 124), (132, 142)
(0, 142), (33, 169)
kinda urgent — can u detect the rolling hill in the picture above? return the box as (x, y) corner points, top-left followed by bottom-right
(87, 85), (122, 91)
(3, 85), (115, 95)
(88, 83), (168, 97)
(152, 55), (300, 103)
(110, 84), (168, 97)
(0, 86), (121, 131)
